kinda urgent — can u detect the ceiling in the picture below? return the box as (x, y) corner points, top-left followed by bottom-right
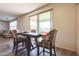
(0, 3), (47, 21)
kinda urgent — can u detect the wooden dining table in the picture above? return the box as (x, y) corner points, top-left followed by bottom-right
(18, 32), (42, 56)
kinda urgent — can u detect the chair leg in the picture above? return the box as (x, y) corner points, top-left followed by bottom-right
(13, 41), (16, 52)
(27, 46), (30, 56)
(13, 43), (15, 52)
(50, 43), (52, 56)
(15, 43), (18, 56)
(43, 47), (45, 56)
(24, 40), (29, 55)
(53, 46), (56, 56)
(24, 39), (29, 56)
(50, 48), (52, 56)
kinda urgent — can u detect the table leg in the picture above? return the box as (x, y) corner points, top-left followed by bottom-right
(50, 43), (52, 56)
(27, 37), (31, 56)
(37, 46), (39, 56)
(35, 37), (39, 56)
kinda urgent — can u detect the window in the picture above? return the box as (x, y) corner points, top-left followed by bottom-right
(30, 10), (52, 33)
(9, 20), (17, 30)
(30, 15), (37, 32)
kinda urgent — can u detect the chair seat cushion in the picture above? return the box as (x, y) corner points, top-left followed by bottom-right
(39, 40), (53, 48)
(17, 37), (27, 43)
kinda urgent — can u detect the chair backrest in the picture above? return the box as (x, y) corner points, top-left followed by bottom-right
(11, 30), (17, 39)
(48, 29), (57, 46)
(31, 29), (36, 33)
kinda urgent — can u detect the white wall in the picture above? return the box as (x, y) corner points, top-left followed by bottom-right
(17, 4), (77, 52)
(17, 16), (30, 32)
(0, 20), (9, 30)
(77, 4), (79, 55)
(53, 4), (77, 51)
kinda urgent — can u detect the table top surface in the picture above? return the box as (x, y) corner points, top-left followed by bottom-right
(18, 32), (42, 37)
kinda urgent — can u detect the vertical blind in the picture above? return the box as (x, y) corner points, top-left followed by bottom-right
(38, 11), (51, 33)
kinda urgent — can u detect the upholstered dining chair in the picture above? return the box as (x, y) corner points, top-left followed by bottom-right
(11, 30), (28, 56)
(38, 29), (57, 56)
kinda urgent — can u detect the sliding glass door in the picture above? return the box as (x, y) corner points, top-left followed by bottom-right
(38, 11), (51, 33)
(30, 10), (52, 33)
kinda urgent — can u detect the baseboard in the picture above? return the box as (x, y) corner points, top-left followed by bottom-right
(56, 45), (76, 52)
(77, 51), (79, 55)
